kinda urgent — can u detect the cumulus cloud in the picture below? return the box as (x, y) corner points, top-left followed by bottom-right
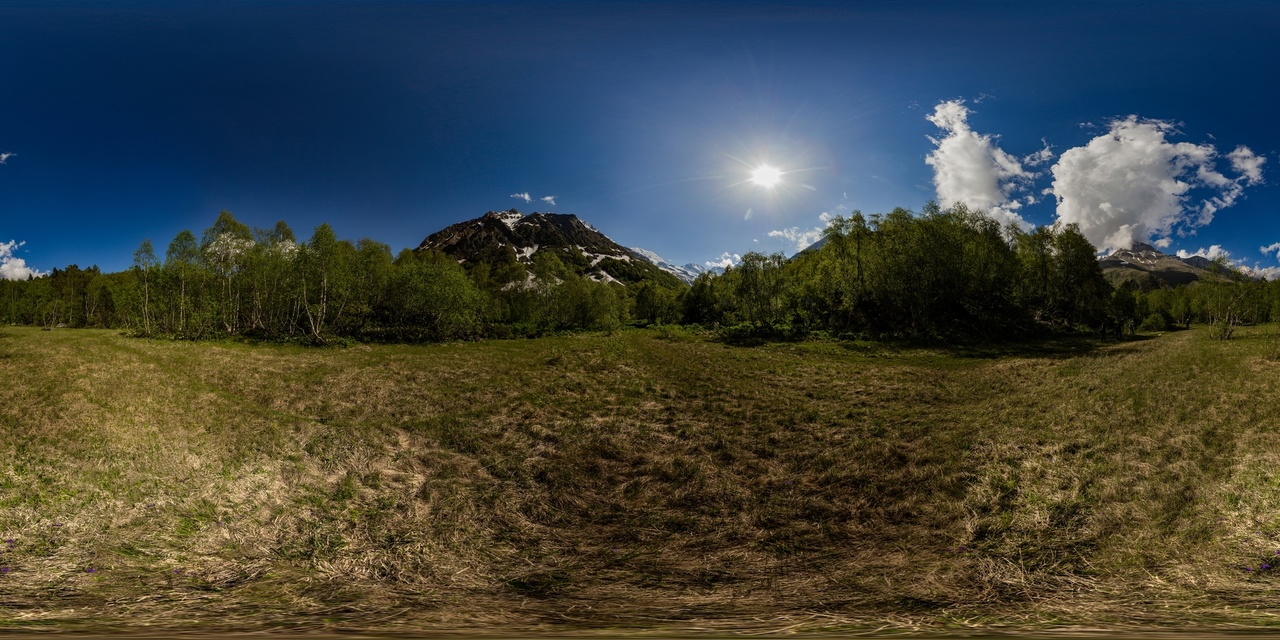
(768, 226), (825, 252)
(1050, 117), (1263, 253)
(706, 252), (741, 269)
(0, 240), (45, 280)
(1228, 145), (1265, 186)
(510, 192), (532, 203)
(1175, 245), (1231, 261)
(540, 195), (556, 206)
(0, 152), (13, 164)
(1239, 264), (1280, 281)
(925, 99), (1034, 228)
(1173, 244), (1280, 279)
(1251, 243), (1280, 280)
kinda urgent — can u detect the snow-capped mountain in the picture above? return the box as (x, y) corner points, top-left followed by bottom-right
(626, 247), (715, 284)
(416, 210), (683, 287)
(1098, 242), (1220, 288)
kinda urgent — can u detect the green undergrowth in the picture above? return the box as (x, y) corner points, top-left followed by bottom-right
(2, 325), (1280, 633)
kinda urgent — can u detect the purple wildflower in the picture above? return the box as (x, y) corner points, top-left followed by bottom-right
(86, 568), (95, 573)
(1264, 564), (1272, 570)
(0, 567), (8, 573)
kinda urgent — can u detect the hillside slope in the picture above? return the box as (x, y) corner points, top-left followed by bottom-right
(3, 326), (1280, 631)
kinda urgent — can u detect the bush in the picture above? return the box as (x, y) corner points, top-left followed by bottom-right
(1139, 312), (1169, 332)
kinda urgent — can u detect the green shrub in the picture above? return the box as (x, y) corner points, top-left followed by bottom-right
(1139, 312), (1169, 332)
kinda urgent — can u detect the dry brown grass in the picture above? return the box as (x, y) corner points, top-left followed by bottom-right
(3, 325), (1280, 633)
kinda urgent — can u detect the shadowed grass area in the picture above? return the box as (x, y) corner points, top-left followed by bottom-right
(3, 325), (1280, 633)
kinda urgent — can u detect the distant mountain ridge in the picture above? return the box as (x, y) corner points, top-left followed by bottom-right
(416, 209), (688, 286)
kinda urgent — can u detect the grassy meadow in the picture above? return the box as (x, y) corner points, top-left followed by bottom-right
(4, 324), (1280, 632)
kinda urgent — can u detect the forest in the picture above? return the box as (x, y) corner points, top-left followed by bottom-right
(2, 205), (1278, 343)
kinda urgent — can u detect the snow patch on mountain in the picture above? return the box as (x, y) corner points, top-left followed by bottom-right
(496, 210), (524, 231)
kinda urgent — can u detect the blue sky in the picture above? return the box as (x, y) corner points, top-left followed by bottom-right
(2, 0), (1279, 278)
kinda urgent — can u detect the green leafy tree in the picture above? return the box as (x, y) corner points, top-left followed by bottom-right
(385, 250), (487, 340)
(299, 223), (355, 343)
(733, 252), (788, 330)
(165, 230), (201, 336)
(201, 211), (254, 334)
(132, 239), (158, 335)
(633, 280), (679, 325)
(1202, 257), (1248, 340)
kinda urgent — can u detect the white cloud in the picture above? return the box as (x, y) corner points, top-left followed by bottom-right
(1241, 264), (1280, 281)
(1154, 237), (1172, 249)
(1175, 245), (1231, 261)
(0, 240), (45, 280)
(924, 99), (1033, 229)
(1261, 242), (1280, 257)
(1050, 116), (1261, 253)
(1228, 145), (1265, 186)
(540, 195), (556, 206)
(706, 252), (741, 269)
(1023, 139), (1054, 167)
(0, 152), (13, 164)
(768, 226), (824, 252)
(1173, 245), (1280, 279)
(510, 192), (532, 203)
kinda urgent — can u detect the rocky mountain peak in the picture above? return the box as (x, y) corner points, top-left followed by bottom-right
(415, 210), (685, 288)
(1099, 240), (1220, 288)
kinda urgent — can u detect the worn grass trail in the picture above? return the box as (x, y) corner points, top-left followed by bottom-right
(2, 325), (1280, 632)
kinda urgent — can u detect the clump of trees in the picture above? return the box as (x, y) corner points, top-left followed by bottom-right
(4, 204), (1277, 344)
(689, 204), (1115, 339)
(681, 204), (1280, 341)
(1130, 259), (1277, 341)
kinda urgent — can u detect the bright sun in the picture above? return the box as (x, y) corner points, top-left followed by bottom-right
(750, 164), (782, 188)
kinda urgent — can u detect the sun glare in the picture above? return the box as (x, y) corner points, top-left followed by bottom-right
(750, 164), (782, 188)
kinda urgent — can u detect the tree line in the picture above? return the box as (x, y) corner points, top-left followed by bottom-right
(0, 211), (627, 343)
(2, 206), (1276, 343)
(683, 204), (1280, 341)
